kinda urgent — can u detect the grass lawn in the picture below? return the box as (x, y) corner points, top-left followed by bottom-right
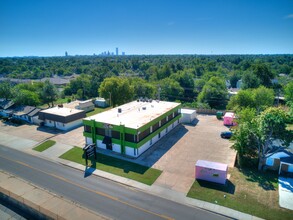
(187, 167), (293, 220)
(33, 140), (56, 152)
(60, 147), (162, 185)
(86, 107), (112, 117)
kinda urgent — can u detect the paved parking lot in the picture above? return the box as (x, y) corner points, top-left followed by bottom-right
(50, 126), (85, 147)
(137, 114), (236, 194)
(0, 121), (58, 143)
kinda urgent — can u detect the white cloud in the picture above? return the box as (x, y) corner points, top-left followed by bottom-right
(285, 14), (293, 19)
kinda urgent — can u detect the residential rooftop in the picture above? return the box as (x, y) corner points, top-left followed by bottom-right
(40, 106), (84, 116)
(85, 100), (180, 129)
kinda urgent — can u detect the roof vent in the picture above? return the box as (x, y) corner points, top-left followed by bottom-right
(118, 108), (122, 113)
(142, 107), (146, 110)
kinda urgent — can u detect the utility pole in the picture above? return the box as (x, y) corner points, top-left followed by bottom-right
(157, 85), (161, 101)
(109, 92), (112, 107)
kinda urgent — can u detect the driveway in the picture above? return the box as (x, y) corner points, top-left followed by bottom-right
(137, 114), (236, 194)
(279, 176), (293, 210)
(50, 126), (85, 147)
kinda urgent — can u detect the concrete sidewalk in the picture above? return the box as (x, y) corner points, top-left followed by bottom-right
(41, 142), (73, 159)
(0, 171), (108, 220)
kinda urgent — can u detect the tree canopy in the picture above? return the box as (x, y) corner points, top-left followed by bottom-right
(197, 76), (228, 109)
(98, 77), (134, 106)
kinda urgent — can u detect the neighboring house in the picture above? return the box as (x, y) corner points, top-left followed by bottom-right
(236, 79), (242, 89)
(27, 107), (42, 125)
(11, 106), (42, 124)
(228, 88), (239, 98)
(0, 99), (15, 117)
(265, 150), (293, 173)
(83, 100), (181, 158)
(38, 106), (86, 131)
(76, 100), (95, 112)
(94, 97), (108, 108)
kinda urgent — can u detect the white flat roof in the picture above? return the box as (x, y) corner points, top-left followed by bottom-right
(40, 107), (84, 116)
(181, 108), (196, 114)
(196, 160), (228, 171)
(85, 100), (180, 129)
(224, 112), (235, 117)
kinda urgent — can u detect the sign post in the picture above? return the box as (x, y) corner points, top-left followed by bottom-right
(83, 144), (96, 167)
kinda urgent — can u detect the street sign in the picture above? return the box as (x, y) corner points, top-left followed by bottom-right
(83, 144), (96, 167)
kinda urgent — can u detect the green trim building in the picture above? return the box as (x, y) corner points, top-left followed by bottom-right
(83, 100), (181, 157)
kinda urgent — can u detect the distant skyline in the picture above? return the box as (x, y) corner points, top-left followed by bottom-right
(0, 0), (293, 57)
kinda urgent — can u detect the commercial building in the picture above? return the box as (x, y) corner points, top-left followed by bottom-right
(83, 100), (181, 157)
(38, 107), (86, 131)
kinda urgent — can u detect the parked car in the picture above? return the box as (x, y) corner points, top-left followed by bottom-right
(221, 131), (233, 139)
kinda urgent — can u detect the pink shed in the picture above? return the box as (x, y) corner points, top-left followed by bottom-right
(223, 112), (235, 126)
(195, 160), (228, 184)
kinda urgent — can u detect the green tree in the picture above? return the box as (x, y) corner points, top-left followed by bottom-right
(227, 89), (254, 111)
(41, 80), (58, 107)
(229, 71), (241, 88)
(256, 107), (293, 170)
(99, 77), (134, 106)
(129, 78), (156, 99)
(13, 89), (40, 106)
(227, 87), (274, 112)
(197, 76), (228, 109)
(232, 107), (292, 170)
(170, 71), (195, 100)
(253, 86), (274, 113)
(231, 121), (259, 167)
(241, 71), (260, 89)
(252, 63), (274, 87)
(159, 78), (184, 101)
(284, 81), (293, 102)
(236, 107), (257, 125)
(0, 80), (12, 100)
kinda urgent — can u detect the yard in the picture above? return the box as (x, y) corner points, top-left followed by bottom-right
(60, 147), (162, 185)
(187, 167), (293, 220)
(33, 140), (56, 152)
(86, 107), (112, 117)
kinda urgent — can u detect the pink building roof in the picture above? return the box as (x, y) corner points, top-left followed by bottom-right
(196, 160), (228, 171)
(224, 112), (235, 118)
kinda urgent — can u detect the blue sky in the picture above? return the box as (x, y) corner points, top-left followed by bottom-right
(0, 0), (293, 57)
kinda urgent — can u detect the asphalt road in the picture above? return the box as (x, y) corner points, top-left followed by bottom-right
(0, 145), (231, 220)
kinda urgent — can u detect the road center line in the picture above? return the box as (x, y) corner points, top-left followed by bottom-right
(1, 154), (173, 220)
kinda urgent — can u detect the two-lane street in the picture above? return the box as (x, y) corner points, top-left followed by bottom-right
(0, 145), (231, 220)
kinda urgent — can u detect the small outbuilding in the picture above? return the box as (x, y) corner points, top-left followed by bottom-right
(223, 112), (236, 126)
(76, 100), (95, 112)
(94, 98), (108, 108)
(195, 160), (228, 184)
(38, 106), (86, 131)
(180, 108), (196, 124)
